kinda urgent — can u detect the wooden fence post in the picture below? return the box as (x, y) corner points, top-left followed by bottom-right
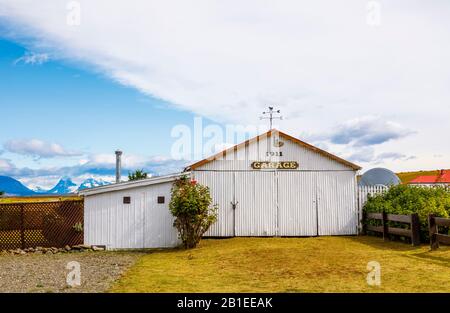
(410, 213), (420, 246)
(382, 211), (388, 241)
(428, 214), (438, 250)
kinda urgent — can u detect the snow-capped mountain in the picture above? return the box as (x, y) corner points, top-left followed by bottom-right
(46, 177), (111, 194)
(78, 178), (110, 191)
(33, 186), (49, 193)
(47, 177), (78, 194)
(0, 176), (111, 195)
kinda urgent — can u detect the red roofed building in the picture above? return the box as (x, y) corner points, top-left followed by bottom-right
(409, 169), (450, 186)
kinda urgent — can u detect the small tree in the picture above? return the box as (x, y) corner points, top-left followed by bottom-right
(0, 191), (4, 196)
(169, 176), (217, 249)
(128, 169), (148, 181)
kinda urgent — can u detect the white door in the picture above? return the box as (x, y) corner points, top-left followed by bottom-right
(317, 171), (357, 235)
(234, 171), (277, 236)
(277, 172), (318, 236)
(110, 191), (145, 249)
(195, 171), (235, 237)
(143, 184), (181, 248)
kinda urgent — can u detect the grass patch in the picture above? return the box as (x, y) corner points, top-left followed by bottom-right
(110, 236), (450, 293)
(396, 170), (441, 184)
(0, 196), (82, 204)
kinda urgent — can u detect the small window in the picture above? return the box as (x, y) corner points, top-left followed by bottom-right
(123, 196), (131, 204)
(157, 196), (165, 204)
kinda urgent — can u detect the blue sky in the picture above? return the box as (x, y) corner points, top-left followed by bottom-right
(0, 1), (449, 189)
(0, 37), (216, 187)
(0, 38), (196, 158)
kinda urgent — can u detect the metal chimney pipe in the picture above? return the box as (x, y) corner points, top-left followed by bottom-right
(115, 150), (122, 183)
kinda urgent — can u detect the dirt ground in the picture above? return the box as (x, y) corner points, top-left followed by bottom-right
(0, 250), (146, 293)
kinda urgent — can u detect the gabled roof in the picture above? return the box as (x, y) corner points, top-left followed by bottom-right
(409, 170), (450, 184)
(185, 129), (361, 171)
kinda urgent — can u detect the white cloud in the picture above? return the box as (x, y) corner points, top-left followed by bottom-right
(0, 158), (15, 171)
(347, 148), (414, 164)
(86, 153), (174, 169)
(301, 116), (414, 147)
(4, 139), (82, 158)
(19, 175), (60, 190)
(0, 1), (449, 123)
(329, 116), (414, 146)
(0, 1), (449, 171)
(0, 151), (187, 185)
(14, 51), (49, 65)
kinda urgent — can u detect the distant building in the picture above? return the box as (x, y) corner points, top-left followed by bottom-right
(408, 169), (450, 187)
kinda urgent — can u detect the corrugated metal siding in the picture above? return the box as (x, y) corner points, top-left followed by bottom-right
(85, 195), (111, 246)
(277, 172), (318, 236)
(317, 171), (357, 235)
(234, 171), (277, 236)
(192, 169), (358, 237)
(194, 171), (235, 237)
(109, 188), (144, 248)
(84, 181), (180, 249)
(143, 183), (180, 247)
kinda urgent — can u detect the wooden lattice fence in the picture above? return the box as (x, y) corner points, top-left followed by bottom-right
(0, 200), (83, 250)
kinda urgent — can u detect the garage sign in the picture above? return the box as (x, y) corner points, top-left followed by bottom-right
(251, 161), (299, 170)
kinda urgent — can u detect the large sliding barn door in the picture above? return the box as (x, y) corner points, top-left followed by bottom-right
(277, 172), (318, 236)
(196, 170), (357, 237)
(234, 172), (277, 236)
(317, 171), (357, 235)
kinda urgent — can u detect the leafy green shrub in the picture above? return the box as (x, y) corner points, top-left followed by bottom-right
(72, 222), (83, 232)
(169, 176), (218, 249)
(128, 169), (148, 181)
(364, 185), (450, 241)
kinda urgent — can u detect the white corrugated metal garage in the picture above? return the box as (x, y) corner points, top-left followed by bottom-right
(80, 129), (361, 249)
(186, 129), (361, 237)
(79, 173), (184, 249)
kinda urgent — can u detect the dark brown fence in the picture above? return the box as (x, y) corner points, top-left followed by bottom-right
(0, 200), (83, 250)
(429, 214), (450, 250)
(364, 212), (421, 246)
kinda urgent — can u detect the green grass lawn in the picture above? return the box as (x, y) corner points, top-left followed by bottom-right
(110, 236), (450, 293)
(0, 196), (82, 204)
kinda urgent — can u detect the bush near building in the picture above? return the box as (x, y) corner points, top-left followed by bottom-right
(169, 176), (217, 249)
(364, 185), (450, 241)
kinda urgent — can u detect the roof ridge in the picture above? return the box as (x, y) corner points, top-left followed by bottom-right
(186, 129), (361, 171)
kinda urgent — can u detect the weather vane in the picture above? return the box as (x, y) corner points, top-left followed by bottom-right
(260, 106), (282, 129)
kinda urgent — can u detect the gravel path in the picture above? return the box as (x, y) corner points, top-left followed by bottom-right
(0, 251), (146, 293)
